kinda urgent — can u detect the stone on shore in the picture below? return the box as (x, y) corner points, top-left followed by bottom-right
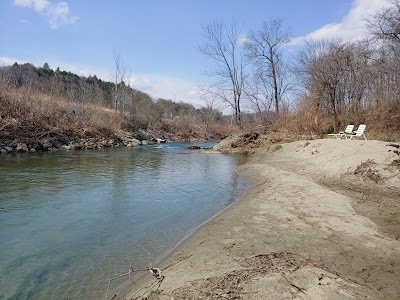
(16, 143), (28, 152)
(41, 139), (53, 151)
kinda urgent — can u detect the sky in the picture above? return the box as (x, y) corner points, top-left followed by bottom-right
(0, 0), (391, 108)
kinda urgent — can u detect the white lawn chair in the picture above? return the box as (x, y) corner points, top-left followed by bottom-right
(346, 124), (367, 140)
(328, 125), (354, 139)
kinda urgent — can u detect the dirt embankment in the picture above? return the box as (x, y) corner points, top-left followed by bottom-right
(0, 124), (171, 154)
(119, 139), (400, 300)
(0, 83), (210, 154)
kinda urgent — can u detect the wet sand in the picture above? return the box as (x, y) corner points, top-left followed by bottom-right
(122, 139), (400, 300)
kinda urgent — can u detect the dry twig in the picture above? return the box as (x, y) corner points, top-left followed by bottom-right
(104, 262), (164, 300)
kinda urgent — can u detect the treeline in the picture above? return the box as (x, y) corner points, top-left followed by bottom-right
(294, 16), (400, 137)
(1, 2), (399, 146)
(199, 1), (400, 141)
(0, 62), (229, 141)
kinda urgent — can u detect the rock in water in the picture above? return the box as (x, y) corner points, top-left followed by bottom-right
(187, 145), (201, 150)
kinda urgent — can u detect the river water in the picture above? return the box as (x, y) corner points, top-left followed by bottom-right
(0, 143), (247, 299)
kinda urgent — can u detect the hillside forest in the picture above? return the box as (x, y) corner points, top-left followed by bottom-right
(0, 1), (399, 152)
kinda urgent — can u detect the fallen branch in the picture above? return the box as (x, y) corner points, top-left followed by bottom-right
(104, 263), (164, 300)
(246, 251), (309, 261)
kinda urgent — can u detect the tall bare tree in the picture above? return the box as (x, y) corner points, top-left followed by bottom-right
(367, 0), (400, 47)
(198, 19), (247, 126)
(111, 51), (132, 113)
(296, 39), (373, 131)
(245, 19), (290, 114)
(244, 70), (274, 124)
(367, 0), (400, 106)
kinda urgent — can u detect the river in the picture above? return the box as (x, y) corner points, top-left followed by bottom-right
(0, 143), (247, 299)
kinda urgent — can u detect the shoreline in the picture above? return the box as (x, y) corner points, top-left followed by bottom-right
(154, 164), (252, 267)
(122, 139), (400, 300)
(0, 130), (211, 154)
(108, 162), (252, 299)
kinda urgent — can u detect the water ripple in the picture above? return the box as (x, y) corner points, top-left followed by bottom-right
(0, 143), (247, 299)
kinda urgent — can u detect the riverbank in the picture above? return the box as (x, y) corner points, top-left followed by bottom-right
(0, 128), (172, 154)
(0, 123), (216, 154)
(122, 138), (400, 300)
(0, 82), (223, 154)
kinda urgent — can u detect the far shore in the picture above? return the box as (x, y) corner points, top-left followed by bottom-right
(114, 138), (400, 300)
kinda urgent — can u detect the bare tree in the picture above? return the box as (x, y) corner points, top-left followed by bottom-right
(200, 95), (225, 137)
(244, 71), (274, 124)
(245, 19), (291, 114)
(295, 39), (375, 131)
(367, 0), (400, 46)
(198, 19), (247, 126)
(366, 0), (400, 106)
(111, 51), (132, 113)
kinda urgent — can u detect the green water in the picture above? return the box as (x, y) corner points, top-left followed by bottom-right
(0, 143), (247, 299)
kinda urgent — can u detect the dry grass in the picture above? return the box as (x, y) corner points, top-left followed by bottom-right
(264, 100), (400, 143)
(210, 123), (241, 139)
(2, 80), (399, 148)
(0, 83), (123, 141)
(271, 144), (283, 152)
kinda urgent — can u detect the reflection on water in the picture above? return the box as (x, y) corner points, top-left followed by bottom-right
(0, 143), (247, 299)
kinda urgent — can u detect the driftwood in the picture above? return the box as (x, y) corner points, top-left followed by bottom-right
(104, 262), (164, 300)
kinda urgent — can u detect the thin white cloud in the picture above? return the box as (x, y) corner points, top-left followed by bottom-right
(290, 0), (391, 45)
(0, 56), (29, 66)
(129, 74), (203, 106)
(0, 56), (204, 108)
(14, 0), (79, 29)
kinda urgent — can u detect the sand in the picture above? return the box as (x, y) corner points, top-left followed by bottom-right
(121, 139), (400, 300)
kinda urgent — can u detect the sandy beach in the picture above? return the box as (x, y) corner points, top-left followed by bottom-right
(121, 138), (400, 300)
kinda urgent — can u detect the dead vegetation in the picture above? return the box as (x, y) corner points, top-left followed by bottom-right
(135, 251), (371, 300)
(0, 82), (239, 151)
(133, 252), (312, 300)
(353, 159), (383, 183)
(213, 128), (307, 155)
(0, 83), (123, 145)
(231, 132), (261, 148)
(387, 143), (400, 169)
(104, 262), (165, 300)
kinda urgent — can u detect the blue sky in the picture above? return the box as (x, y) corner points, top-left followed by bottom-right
(0, 0), (390, 107)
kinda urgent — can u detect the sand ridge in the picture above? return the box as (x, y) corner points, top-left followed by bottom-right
(122, 139), (400, 300)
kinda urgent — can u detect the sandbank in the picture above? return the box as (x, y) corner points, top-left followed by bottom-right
(121, 138), (400, 300)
